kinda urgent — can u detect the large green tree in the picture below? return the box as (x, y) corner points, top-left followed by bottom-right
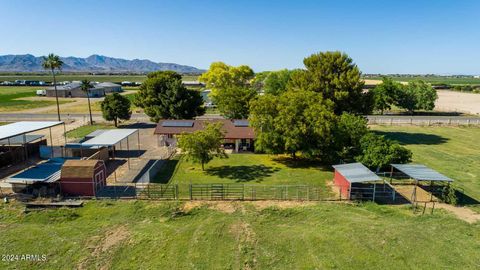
(396, 80), (438, 114)
(355, 133), (412, 171)
(335, 113), (369, 161)
(199, 62), (254, 98)
(249, 90), (337, 160)
(261, 69), (294, 95)
(42, 53), (64, 121)
(134, 71), (205, 122)
(372, 77), (403, 114)
(177, 123), (227, 170)
(80, 80), (94, 125)
(289, 51), (370, 114)
(215, 86), (257, 119)
(101, 93), (132, 127)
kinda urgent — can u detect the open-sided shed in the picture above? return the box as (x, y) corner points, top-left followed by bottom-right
(390, 164), (453, 202)
(60, 159), (107, 197)
(333, 163), (382, 199)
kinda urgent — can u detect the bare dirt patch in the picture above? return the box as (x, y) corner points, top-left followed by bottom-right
(182, 201), (242, 214)
(250, 200), (318, 210)
(181, 200), (320, 213)
(435, 90), (480, 115)
(435, 203), (480, 224)
(78, 225), (130, 270)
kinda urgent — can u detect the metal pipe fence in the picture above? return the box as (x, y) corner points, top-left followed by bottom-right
(367, 116), (480, 126)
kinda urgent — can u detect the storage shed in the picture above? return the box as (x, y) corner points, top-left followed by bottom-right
(332, 163), (382, 199)
(60, 159), (107, 196)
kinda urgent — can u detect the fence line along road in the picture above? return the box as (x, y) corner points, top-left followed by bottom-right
(0, 113), (150, 122)
(366, 115), (480, 126)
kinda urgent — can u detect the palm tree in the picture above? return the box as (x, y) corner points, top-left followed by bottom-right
(80, 80), (94, 125)
(42, 54), (64, 121)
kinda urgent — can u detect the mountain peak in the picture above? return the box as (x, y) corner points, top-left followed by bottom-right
(0, 54), (203, 74)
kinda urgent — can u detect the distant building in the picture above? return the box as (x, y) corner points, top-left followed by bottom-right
(474, 75), (480, 79)
(44, 82), (122, 98)
(182, 81), (205, 88)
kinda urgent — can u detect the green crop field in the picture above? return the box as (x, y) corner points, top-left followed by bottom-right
(0, 74), (199, 83)
(0, 86), (71, 112)
(372, 125), (480, 201)
(366, 76), (480, 85)
(0, 200), (478, 269)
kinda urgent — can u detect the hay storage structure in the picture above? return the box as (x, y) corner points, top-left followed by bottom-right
(60, 159), (107, 197)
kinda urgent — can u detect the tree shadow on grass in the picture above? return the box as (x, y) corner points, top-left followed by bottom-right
(271, 156), (332, 171)
(205, 165), (280, 183)
(151, 159), (179, 184)
(374, 131), (449, 145)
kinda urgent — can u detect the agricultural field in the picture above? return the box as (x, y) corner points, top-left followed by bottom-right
(0, 86), (71, 112)
(0, 74), (199, 83)
(365, 76), (480, 85)
(372, 125), (480, 201)
(0, 200), (478, 269)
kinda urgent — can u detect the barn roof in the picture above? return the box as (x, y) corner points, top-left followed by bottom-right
(61, 159), (104, 179)
(332, 163), (381, 183)
(154, 119), (255, 139)
(81, 129), (138, 147)
(0, 121), (63, 140)
(391, 164), (453, 182)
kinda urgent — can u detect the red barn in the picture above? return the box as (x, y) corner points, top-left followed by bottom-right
(60, 159), (107, 197)
(332, 163), (381, 199)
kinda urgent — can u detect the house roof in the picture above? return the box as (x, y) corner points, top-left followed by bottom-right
(332, 163), (382, 183)
(0, 121), (63, 141)
(154, 119), (255, 139)
(391, 164), (453, 182)
(96, 82), (121, 87)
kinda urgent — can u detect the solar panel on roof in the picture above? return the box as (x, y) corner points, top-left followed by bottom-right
(162, 121), (194, 127)
(233, 120), (249, 127)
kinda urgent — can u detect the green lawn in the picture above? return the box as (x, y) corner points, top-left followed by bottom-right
(0, 200), (478, 269)
(0, 86), (70, 112)
(154, 154), (333, 186)
(66, 124), (115, 139)
(372, 125), (480, 201)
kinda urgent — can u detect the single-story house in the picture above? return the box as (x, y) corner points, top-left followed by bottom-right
(154, 119), (255, 152)
(45, 82), (122, 98)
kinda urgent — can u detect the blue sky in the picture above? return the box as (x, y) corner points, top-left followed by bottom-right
(1, 0), (479, 74)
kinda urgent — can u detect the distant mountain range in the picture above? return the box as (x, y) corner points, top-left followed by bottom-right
(0, 54), (204, 74)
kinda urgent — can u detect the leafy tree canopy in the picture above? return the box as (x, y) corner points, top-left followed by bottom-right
(396, 80), (438, 113)
(134, 71), (205, 122)
(289, 51), (369, 114)
(355, 133), (412, 171)
(101, 93), (132, 127)
(256, 69), (294, 95)
(215, 86), (257, 119)
(372, 77), (403, 114)
(199, 62), (254, 97)
(249, 90), (337, 160)
(177, 123), (227, 170)
(335, 113), (369, 161)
